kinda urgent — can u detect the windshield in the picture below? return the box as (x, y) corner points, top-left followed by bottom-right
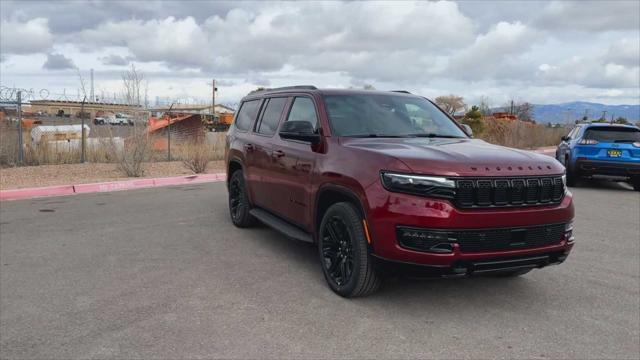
(583, 127), (640, 142)
(323, 94), (468, 138)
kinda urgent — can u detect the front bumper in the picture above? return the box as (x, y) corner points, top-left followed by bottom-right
(365, 181), (574, 267)
(575, 159), (640, 177)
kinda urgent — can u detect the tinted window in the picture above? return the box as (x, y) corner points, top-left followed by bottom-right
(235, 100), (261, 131)
(256, 97), (287, 135)
(583, 127), (640, 142)
(324, 94), (467, 138)
(286, 97), (318, 130)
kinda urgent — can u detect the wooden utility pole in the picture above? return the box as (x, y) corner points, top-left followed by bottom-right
(211, 79), (216, 115)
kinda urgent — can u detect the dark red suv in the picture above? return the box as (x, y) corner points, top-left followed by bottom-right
(225, 86), (575, 297)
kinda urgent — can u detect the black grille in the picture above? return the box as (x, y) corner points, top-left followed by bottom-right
(397, 223), (566, 253)
(454, 177), (564, 208)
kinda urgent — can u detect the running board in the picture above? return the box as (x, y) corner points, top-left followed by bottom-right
(249, 208), (313, 243)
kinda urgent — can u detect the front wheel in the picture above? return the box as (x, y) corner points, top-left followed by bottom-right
(564, 156), (577, 187)
(318, 202), (380, 297)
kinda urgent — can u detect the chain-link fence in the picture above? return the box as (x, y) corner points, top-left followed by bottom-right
(1, 87), (225, 171)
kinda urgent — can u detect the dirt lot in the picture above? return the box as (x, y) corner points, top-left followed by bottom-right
(0, 161), (225, 190)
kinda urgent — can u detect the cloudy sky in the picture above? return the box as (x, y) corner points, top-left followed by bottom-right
(1, 0), (639, 107)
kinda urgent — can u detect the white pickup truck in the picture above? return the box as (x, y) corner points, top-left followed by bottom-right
(94, 115), (133, 126)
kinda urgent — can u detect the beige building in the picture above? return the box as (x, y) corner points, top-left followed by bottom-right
(29, 100), (144, 119)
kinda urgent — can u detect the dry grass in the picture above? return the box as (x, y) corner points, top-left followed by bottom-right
(0, 126), (20, 167)
(475, 118), (568, 149)
(0, 161), (226, 190)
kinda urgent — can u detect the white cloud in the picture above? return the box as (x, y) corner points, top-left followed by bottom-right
(1, 1), (639, 105)
(446, 21), (539, 80)
(535, 0), (640, 31)
(0, 18), (53, 54)
(537, 55), (639, 89)
(605, 38), (640, 68)
(42, 53), (75, 70)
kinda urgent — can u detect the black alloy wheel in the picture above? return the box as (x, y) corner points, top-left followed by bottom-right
(228, 170), (255, 227)
(319, 202), (380, 297)
(321, 216), (355, 286)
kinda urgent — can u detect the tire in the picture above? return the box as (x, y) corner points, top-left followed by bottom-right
(318, 202), (380, 297)
(564, 156), (577, 187)
(228, 170), (256, 227)
(489, 268), (532, 277)
(631, 177), (640, 192)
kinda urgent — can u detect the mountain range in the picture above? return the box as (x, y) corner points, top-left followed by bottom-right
(530, 102), (640, 124)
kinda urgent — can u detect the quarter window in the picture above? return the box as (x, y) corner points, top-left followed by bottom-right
(235, 100), (261, 131)
(256, 97), (287, 136)
(286, 97), (318, 130)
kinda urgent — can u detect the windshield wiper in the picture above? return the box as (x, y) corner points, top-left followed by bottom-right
(404, 133), (465, 138)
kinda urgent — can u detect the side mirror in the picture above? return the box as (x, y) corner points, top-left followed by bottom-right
(561, 135), (570, 142)
(461, 124), (473, 137)
(279, 120), (320, 145)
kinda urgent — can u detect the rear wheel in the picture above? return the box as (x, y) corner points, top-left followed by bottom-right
(228, 170), (256, 227)
(631, 177), (640, 191)
(318, 202), (380, 297)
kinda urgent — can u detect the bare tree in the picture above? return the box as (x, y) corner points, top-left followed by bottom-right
(76, 68), (88, 100)
(435, 94), (466, 115)
(478, 95), (492, 116)
(121, 64), (144, 106)
(505, 100), (534, 122)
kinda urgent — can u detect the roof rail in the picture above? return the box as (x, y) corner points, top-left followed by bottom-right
(391, 90), (412, 94)
(267, 85), (318, 91)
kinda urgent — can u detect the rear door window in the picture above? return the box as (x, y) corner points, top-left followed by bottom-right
(235, 99), (261, 131)
(256, 97), (287, 136)
(583, 127), (640, 142)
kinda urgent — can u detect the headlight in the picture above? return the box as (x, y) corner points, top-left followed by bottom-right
(562, 174), (567, 186)
(380, 172), (456, 198)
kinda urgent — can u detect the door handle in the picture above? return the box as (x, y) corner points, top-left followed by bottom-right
(271, 150), (285, 158)
(244, 143), (255, 151)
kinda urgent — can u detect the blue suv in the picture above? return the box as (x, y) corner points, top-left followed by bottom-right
(556, 123), (640, 190)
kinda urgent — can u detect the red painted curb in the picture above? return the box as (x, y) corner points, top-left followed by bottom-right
(0, 185), (75, 201)
(0, 173), (227, 202)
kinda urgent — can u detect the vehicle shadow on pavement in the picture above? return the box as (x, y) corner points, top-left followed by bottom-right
(571, 179), (634, 191)
(243, 219), (543, 309)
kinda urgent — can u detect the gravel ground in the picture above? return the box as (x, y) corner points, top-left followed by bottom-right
(0, 161), (225, 190)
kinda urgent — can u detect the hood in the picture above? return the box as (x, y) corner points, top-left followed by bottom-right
(341, 137), (564, 177)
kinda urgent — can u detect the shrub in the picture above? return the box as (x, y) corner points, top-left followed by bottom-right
(113, 129), (151, 177)
(179, 141), (211, 174)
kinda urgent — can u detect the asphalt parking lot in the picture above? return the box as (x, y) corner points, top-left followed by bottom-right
(1, 181), (638, 359)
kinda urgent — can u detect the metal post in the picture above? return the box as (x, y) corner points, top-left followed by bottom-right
(167, 103), (174, 161)
(80, 96), (87, 163)
(17, 91), (24, 165)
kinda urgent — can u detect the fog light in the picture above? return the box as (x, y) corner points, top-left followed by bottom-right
(564, 221), (574, 243)
(397, 227), (455, 253)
